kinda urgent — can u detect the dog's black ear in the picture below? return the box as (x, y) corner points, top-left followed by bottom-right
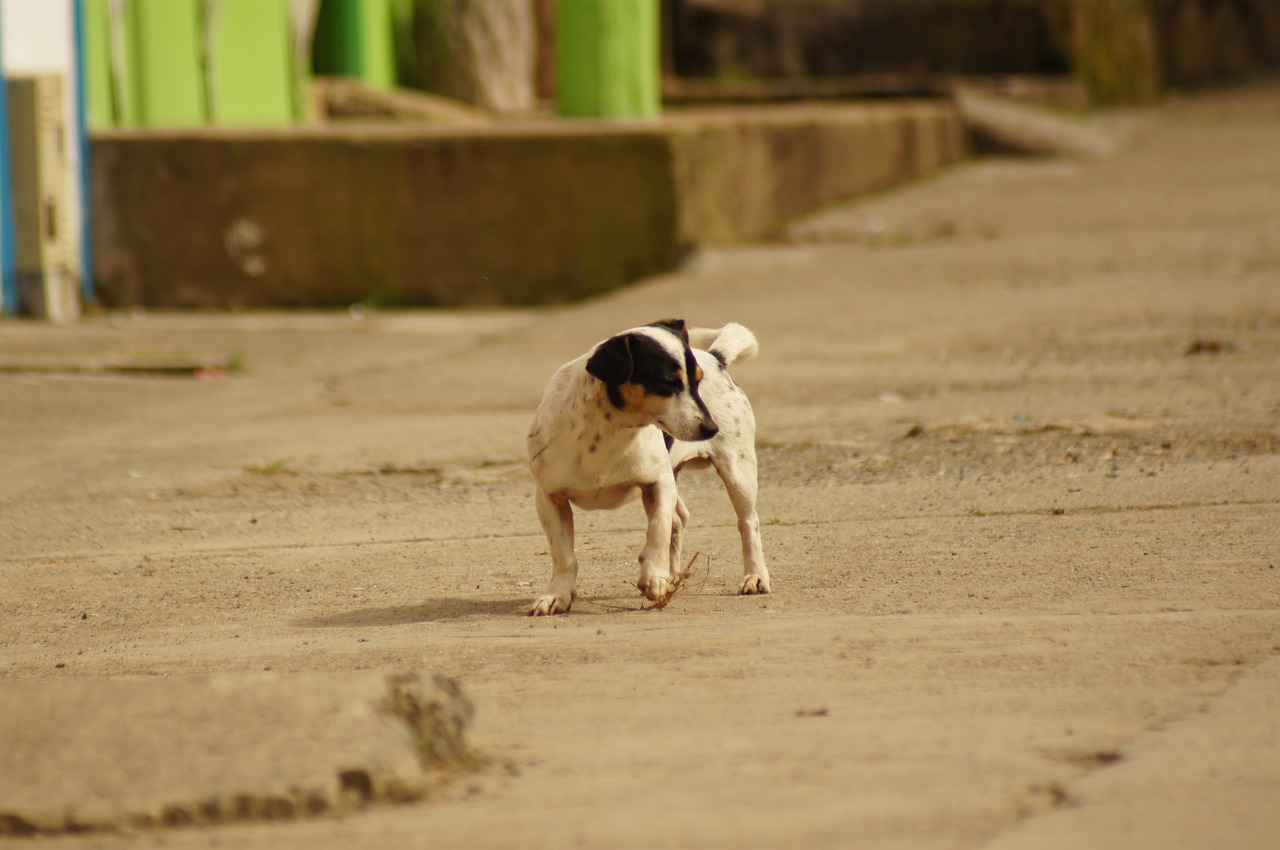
(586, 334), (634, 385)
(648, 318), (688, 343)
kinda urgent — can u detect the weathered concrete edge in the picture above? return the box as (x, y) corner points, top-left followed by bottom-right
(668, 100), (968, 246)
(90, 101), (967, 309)
(0, 670), (478, 838)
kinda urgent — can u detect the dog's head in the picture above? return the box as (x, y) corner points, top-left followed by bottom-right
(586, 319), (719, 442)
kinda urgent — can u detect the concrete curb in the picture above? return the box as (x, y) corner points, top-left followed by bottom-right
(955, 86), (1132, 159)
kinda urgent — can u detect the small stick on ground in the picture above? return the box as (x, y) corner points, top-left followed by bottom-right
(641, 551), (707, 611)
(582, 553), (710, 613)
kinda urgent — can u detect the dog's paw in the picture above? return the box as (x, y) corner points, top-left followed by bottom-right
(529, 592), (574, 616)
(739, 574), (771, 595)
(637, 574), (670, 602)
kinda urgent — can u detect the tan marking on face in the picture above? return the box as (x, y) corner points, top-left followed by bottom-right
(620, 382), (668, 417)
(620, 382), (648, 411)
(694, 366), (704, 383)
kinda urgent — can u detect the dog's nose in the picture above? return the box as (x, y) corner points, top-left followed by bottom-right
(697, 421), (719, 440)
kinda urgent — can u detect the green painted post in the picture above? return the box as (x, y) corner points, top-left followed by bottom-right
(209, 0), (296, 125)
(352, 0), (396, 88)
(626, 0), (659, 116)
(313, 0), (398, 89)
(82, 0), (116, 128)
(557, 0), (659, 119)
(313, 0), (358, 79)
(123, 0), (207, 127)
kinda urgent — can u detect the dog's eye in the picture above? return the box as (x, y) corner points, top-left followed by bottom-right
(664, 378), (685, 394)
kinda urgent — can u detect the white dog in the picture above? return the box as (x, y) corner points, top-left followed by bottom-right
(526, 319), (770, 615)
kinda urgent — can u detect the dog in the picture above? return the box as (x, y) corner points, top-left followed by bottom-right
(526, 319), (770, 615)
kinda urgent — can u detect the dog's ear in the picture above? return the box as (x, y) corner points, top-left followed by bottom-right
(648, 318), (689, 344)
(586, 333), (634, 385)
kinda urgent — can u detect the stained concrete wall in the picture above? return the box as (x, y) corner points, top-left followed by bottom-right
(90, 101), (965, 308)
(91, 126), (683, 308)
(668, 0), (1280, 104)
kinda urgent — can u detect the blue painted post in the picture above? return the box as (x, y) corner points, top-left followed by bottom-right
(0, 11), (18, 316)
(74, 0), (94, 304)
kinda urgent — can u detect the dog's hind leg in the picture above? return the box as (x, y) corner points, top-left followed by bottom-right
(530, 490), (579, 615)
(714, 452), (771, 595)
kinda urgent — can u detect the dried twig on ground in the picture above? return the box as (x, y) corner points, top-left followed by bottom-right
(582, 552), (710, 613)
(641, 552), (708, 611)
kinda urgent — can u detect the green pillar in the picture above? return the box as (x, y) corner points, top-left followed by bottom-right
(209, 0), (297, 125)
(123, 0), (207, 127)
(82, 0), (116, 128)
(313, 0), (401, 89)
(556, 0), (659, 119)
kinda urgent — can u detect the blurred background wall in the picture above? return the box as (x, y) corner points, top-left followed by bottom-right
(665, 0), (1280, 104)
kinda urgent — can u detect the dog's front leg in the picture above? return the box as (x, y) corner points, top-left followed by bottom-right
(531, 490), (578, 615)
(670, 494), (690, 583)
(637, 476), (677, 601)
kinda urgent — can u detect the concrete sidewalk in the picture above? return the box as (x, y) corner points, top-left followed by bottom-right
(1, 83), (1278, 848)
(987, 655), (1280, 850)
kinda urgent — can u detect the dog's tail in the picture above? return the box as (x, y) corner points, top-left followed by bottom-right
(688, 323), (759, 367)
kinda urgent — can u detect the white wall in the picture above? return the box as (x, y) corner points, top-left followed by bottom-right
(0, 0), (85, 302)
(2, 0), (76, 74)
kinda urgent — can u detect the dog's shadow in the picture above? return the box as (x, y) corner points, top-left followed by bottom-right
(298, 597), (529, 628)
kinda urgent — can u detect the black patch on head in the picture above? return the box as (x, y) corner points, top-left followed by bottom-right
(683, 346), (702, 389)
(647, 319), (688, 345)
(588, 331), (688, 410)
(629, 336), (688, 399)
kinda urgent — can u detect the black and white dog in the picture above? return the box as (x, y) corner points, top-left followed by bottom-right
(526, 320), (770, 615)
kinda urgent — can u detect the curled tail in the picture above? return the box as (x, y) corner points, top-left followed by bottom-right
(688, 323), (759, 367)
